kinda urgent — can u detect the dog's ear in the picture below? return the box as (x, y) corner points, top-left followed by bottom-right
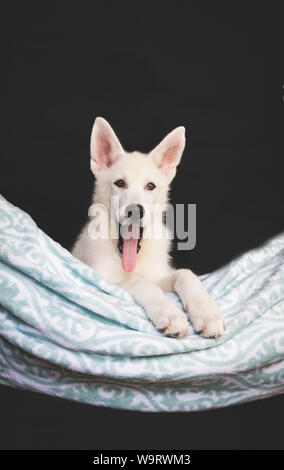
(90, 117), (123, 174)
(150, 127), (186, 181)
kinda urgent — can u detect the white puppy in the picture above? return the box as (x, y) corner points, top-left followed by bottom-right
(72, 117), (225, 338)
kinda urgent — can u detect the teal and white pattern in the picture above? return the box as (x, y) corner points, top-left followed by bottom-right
(0, 194), (284, 411)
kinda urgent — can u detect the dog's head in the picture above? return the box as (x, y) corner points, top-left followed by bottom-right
(90, 117), (186, 272)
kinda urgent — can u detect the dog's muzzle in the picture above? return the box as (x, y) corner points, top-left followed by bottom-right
(117, 204), (145, 272)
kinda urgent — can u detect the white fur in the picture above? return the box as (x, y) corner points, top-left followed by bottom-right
(72, 117), (225, 338)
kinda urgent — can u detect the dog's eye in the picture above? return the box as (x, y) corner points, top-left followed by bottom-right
(146, 182), (156, 191)
(114, 179), (126, 188)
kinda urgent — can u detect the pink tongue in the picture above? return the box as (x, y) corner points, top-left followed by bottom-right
(122, 224), (139, 272)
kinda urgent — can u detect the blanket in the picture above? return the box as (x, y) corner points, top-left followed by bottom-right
(0, 194), (284, 412)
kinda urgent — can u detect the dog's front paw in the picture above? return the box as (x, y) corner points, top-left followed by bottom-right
(185, 300), (225, 338)
(156, 306), (189, 339)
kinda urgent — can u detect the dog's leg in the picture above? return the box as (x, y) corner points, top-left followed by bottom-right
(170, 269), (225, 338)
(120, 275), (189, 338)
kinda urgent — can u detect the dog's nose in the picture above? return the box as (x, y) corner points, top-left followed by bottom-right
(125, 204), (145, 222)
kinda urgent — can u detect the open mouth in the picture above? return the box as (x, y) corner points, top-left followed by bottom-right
(117, 222), (143, 272)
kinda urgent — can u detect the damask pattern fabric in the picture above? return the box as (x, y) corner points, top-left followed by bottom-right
(0, 194), (283, 412)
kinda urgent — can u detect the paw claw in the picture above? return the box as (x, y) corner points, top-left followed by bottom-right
(155, 308), (189, 339)
(189, 301), (225, 339)
(158, 327), (168, 334)
(167, 332), (180, 338)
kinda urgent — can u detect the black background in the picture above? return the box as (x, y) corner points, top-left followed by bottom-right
(1, 3), (283, 450)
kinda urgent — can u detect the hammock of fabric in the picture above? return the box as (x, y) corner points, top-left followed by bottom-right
(0, 195), (284, 412)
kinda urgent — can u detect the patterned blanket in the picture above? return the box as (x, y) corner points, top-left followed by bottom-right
(0, 194), (283, 412)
